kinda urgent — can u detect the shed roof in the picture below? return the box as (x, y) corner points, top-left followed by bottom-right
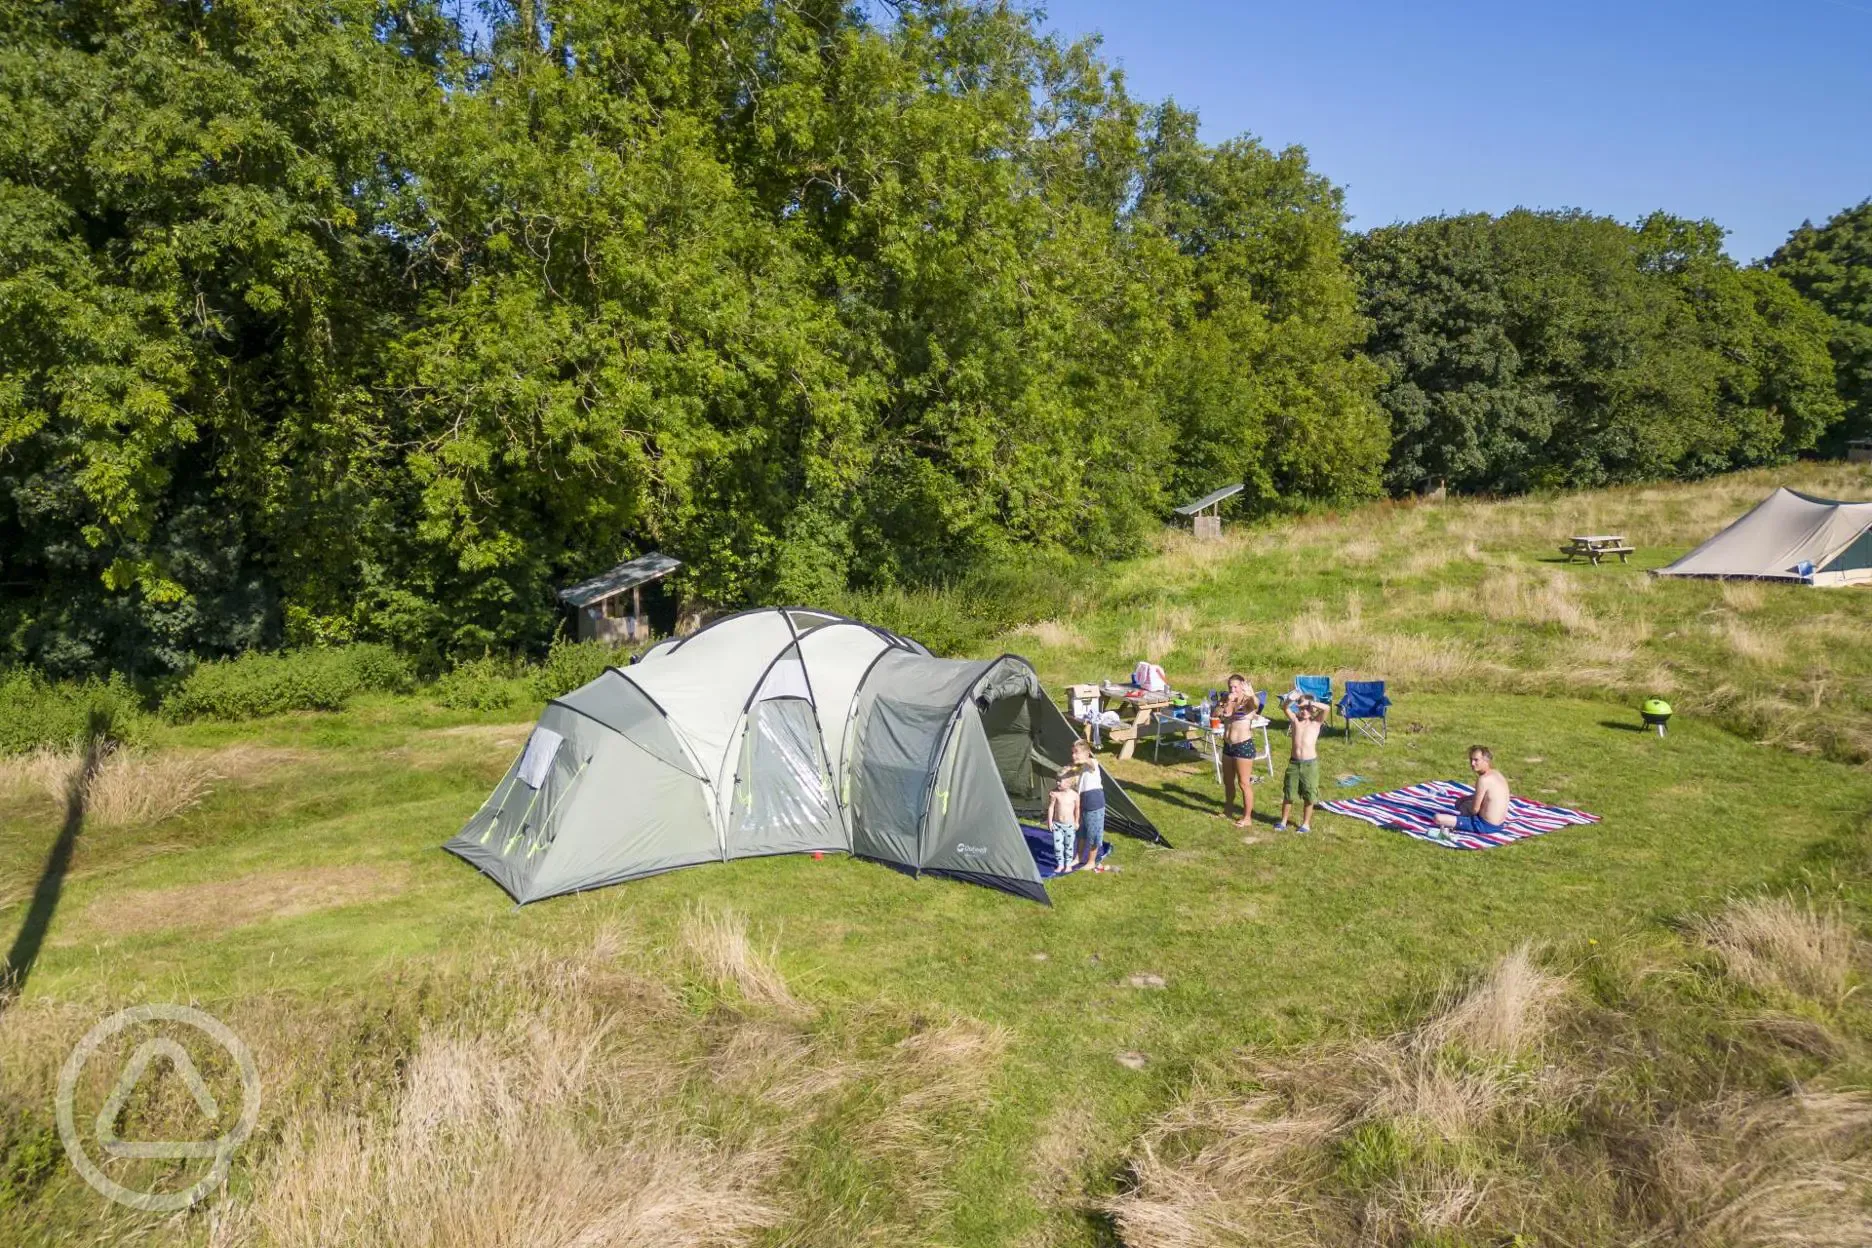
(1174, 483), (1245, 516)
(557, 552), (682, 607)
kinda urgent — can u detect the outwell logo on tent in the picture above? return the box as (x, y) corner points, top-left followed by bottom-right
(955, 843), (989, 856)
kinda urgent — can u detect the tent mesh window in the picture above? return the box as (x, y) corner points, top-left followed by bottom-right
(732, 698), (838, 846)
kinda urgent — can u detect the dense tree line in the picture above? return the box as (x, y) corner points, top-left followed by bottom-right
(1352, 210), (1842, 495)
(1, 0), (1380, 674)
(0, 2), (1859, 676)
(1769, 200), (1872, 453)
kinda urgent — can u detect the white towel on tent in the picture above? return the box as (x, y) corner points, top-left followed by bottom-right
(518, 726), (564, 789)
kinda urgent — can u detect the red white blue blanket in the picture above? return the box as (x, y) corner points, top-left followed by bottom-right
(1320, 780), (1600, 849)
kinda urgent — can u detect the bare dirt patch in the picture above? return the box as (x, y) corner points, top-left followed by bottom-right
(83, 863), (409, 938)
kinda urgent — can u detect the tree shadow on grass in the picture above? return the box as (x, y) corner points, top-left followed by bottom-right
(0, 713), (107, 1012)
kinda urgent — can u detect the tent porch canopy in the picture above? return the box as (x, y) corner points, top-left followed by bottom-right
(1653, 488), (1872, 587)
(446, 608), (1162, 905)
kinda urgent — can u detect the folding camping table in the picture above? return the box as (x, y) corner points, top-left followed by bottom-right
(1151, 712), (1273, 784)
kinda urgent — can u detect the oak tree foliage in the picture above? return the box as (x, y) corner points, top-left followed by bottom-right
(1353, 209), (1841, 495)
(0, 3), (1853, 674)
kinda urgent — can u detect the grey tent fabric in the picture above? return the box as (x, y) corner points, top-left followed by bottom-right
(920, 708), (1048, 903)
(1826, 527), (1872, 577)
(554, 671), (701, 777)
(449, 702), (718, 902)
(1654, 488), (1872, 586)
(980, 693), (1037, 802)
(797, 622), (896, 827)
(728, 697), (843, 859)
(849, 693), (954, 867)
(1025, 691), (1165, 844)
(445, 611), (1161, 904)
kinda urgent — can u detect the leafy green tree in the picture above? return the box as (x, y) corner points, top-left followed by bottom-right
(0, 0), (449, 672)
(0, 0), (1395, 673)
(1136, 105), (1387, 513)
(1354, 209), (1840, 494)
(1769, 199), (1872, 450)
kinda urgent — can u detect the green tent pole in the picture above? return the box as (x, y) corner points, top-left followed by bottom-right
(475, 768), (525, 844)
(527, 755), (592, 858)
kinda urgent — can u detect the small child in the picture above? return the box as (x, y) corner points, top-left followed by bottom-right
(1070, 739), (1109, 872)
(1045, 768), (1080, 874)
(1275, 695), (1327, 834)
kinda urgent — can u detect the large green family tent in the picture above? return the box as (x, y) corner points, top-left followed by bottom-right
(446, 609), (1162, 905)
(1654, 488), (1872, 587)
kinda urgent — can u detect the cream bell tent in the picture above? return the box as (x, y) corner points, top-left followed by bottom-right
(1654, 488), (1872, 587)
(446, 609), (1161, 904)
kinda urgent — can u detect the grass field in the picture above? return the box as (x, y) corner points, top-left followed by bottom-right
(4, 464), (1871, 1245)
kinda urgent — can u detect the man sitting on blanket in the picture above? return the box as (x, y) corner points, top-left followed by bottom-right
(1434, 745), (1511, 836)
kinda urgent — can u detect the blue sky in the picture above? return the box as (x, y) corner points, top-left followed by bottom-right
(1039, 0), (1872, 261)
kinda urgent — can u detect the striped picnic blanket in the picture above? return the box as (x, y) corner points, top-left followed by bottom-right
(1320, 780), (1600, 849)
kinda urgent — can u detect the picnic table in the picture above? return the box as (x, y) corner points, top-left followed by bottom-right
(1560, 534), (1634, 565)
(1071, 680), (1277, 784)
(1091, 682), (1173, 760)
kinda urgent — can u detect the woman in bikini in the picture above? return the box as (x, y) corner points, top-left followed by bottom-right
(1219, 673), (1260, 828)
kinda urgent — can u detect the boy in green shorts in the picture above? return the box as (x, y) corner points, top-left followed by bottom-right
(1275, 695), (1327, 834)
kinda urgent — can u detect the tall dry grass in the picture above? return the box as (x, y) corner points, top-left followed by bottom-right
(207, 938), (779, 1248)
(1714, 616), (1778, 664)
(1288, 600), (1364, 652)
(678, 904), (800, 1012)
(1012, 619), (1089, 651)
(1479, 568), (1597, 635)
(1062, 462), (1872, 763)
(1108, 945), (1568, 1246)
(1421, 944), (1564, 1059)
(0, 744), (217, 826)
(1721, 580), (1767, 613)
(1123, 605), (1195, 663)
(1107, 932), (1872, 1248)
(1352, 633), (1496, 690)
(1640, 1092), (1872, 1248)
(0, 916), (1008, 1247)
(1696, 895), (1862, 1006)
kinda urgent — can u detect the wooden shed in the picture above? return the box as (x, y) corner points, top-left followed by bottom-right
(558, 552), (681, 645)
(1173, 484), (1244, 539)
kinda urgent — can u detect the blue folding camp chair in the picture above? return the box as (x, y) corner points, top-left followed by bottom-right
(1338, 680), (1391, 744)
(1292, 675), (1332, 705)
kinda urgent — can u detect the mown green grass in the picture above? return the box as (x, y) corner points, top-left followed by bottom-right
(4, 463), (1871, 1245)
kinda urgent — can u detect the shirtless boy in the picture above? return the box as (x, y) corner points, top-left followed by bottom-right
(1275, 695), (1327, 834)
(1219, 674), (1260, 828)
(1434, 745), (1510, 835)
(1044, 769), (1080, 875)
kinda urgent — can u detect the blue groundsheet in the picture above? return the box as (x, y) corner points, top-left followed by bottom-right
(1020, 823), (1113, 877)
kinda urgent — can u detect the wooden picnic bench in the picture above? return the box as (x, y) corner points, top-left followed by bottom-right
(1560, 534), (1634, 565)
(1096, 683), (1172, 760)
